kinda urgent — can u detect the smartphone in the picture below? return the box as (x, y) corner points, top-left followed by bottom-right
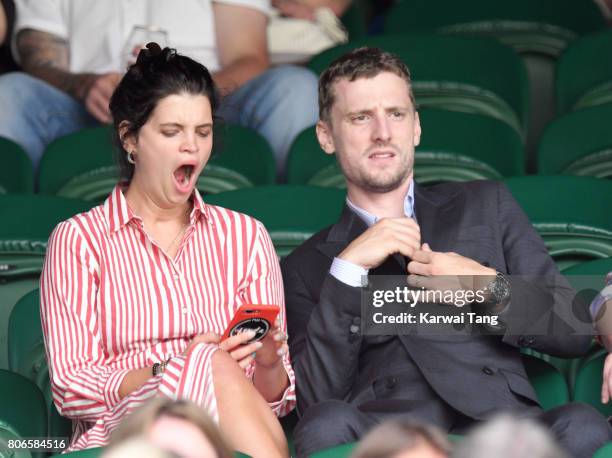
(222, 304), (280, 344)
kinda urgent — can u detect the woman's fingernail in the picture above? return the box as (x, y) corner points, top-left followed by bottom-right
(254, 341), (263, 348)
(251, 352), (257, 358)
(245, 330), (257, 337)
(276, 347), (286, 356)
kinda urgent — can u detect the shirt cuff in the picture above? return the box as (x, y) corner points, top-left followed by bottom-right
(330, 257), (368, 288)
(102, 368), (131, 408)
(266, 356), (296, 417)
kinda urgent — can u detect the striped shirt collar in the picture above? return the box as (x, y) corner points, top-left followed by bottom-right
(104, 184), (209, 234)
(346, 180), (415, 227)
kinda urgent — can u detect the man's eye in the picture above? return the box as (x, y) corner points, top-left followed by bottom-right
(390, 111), (405, 119)
(352, 115), (368, 122)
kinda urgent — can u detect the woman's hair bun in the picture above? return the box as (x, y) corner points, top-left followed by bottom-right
(135, 42), (166, 65)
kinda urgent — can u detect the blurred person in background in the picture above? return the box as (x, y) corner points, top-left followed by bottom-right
(102, 439), (178, 458)
(351, 419), (451, 458)
(106, 398), (233, 458)
(0, 0), (318, 176)
(590, 272), (612, 406)
(452, 415), (569, 458)
(0, 0), (18, 74)
(40, 44), (293, 458)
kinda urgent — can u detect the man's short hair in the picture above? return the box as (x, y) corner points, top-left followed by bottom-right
(318, 47), (416, 122)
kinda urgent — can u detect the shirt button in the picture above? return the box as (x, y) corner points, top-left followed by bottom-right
(173, 273), (180, 280)
(182, 307), (188, 315)
(482, 366), (494, 376)
(350, 324), (359, 334)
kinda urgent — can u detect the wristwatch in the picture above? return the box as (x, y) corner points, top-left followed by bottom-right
(152, 359), (169, 376)
(483, 271), (511, 306)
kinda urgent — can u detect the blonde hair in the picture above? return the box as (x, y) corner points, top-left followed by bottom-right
(108, 398), (233, 458)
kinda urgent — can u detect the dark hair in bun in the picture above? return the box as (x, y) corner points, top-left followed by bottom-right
(109, 43), (219, 182)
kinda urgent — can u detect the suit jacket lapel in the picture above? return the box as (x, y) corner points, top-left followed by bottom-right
(316, 204), (368, 259)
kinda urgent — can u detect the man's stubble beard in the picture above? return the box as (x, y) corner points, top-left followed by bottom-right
(341, 147), (414, 194)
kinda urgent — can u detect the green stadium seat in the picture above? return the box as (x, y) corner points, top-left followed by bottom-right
(0, 137), (33, 194)
(384, 0), (605, 56)
(287, 109), (524, 187)
(556, 29), (612, 114)
(0, 370), (47, 458)
(537, 104), (612, 178)
(339, 0), (367, 40)
(205, 186), (346, 257)
(51, 447), (102, 458)
(308, 34), (529, 138)
(595, 442), (612, 458)
(0, 195), (93, 369)
(504, 176), (612, 271)
(384, 0), (607, 172)
(9, 289), (72, 440)
(0, 420), (33, 458)
(38, 124), (275, 203)
(573, 348), (612, 417)
(310, 442), (356, 458)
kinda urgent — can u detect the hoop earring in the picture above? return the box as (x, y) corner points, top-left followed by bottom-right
(127, 151), (136, 164)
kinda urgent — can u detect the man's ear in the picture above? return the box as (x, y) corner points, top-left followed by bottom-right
(316, 120), (335, 156)
(413, 111), (422, 147)
(119, 121), (137, 152)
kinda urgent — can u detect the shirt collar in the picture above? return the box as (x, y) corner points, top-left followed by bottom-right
(346, 180), (415, 227)
(104, 185), (209, 234)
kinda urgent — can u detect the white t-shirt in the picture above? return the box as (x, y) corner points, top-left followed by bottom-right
(13, 0), (270, 73)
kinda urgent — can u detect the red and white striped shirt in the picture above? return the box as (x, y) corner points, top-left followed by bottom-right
(40, 185), (295, 451)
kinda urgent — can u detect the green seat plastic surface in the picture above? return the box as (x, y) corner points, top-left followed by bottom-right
(504, 176), (612, 270)
(595, 442), (612, 458)
(287, 109), (524, 187)
(0, 370), (47, 458)
(9, 289), (73, 441)
(205, 186), (346, 257)
(573, 349), (612, 417)
(556, 29), (612, 114)
(39, 124), (275, 202)
(0, 420), (33, 458)
(0, 195), (93, 369)
(384, 0), (605, 57)
(0, 137), (33, 194)
(308, 34), (529, 137)
(537, 104), (612, 178)
(310, 442), (356, 458)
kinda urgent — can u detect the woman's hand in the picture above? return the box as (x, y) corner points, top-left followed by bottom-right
(254, 317), (288, 370)
(219, 330), (266, 371)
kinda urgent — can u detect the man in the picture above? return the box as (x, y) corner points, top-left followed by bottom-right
(0, 0), (318, 176)
(281, 47), (611, 457)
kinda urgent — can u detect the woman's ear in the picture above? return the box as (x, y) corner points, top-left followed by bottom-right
(119, 121), (136, 152)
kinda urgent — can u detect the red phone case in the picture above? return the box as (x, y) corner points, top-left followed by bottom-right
(222, 304), (280, 343)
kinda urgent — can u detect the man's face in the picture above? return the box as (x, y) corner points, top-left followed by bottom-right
(316, 72), (421, 194)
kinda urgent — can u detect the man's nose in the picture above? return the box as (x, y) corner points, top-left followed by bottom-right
(372, 115), (391, 143)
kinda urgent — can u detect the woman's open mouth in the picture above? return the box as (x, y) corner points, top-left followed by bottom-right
(173, 164), (196, 193)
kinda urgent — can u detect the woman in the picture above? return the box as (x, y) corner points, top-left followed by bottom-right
(106, 398), (233, 458)
(40, 43), (293, 458)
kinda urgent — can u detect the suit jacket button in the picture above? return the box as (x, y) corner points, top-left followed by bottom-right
(527, 337), (535, 346)
(350, 324), (360, 334)
(385, 376), (397, 389)
(482, 366), (494, 376)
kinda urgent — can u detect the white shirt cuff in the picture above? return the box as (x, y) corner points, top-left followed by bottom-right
(330, 257), (368, 287)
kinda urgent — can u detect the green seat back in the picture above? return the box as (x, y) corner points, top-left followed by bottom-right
(595, 442), (612, 458)
(308, 34), (529, 137)
(52, 447), (102, 458)
(0, 138), (33, 194)
(573, 349), (612, 417)
(339, 0), (367, 40)
(537, 104), (612, 178)
(0, 420), (33, 458)
(311, 442), (356, 458)
(205, 186), (346, 257)
(0, 370), (47, 457)
(521, 354), (569, 410)
(39, 125), (275, 202)
(504, 176), (612, 271)
(556, 29), (612, 114)
(287, 109), (524, 187)
(9, 289), (73, 441)
(384, 0), (605, 57)
(0, 195), (93, 369)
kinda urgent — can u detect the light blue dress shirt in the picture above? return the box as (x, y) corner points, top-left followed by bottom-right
(329, 181), (416, 287)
